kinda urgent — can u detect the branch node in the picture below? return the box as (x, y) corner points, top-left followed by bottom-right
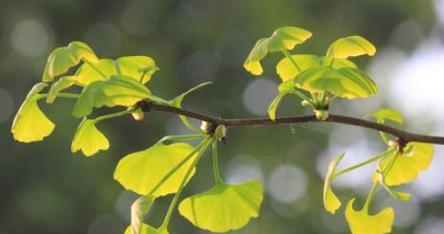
(139, 101), (154, 113)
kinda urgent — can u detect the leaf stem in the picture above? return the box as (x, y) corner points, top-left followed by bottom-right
(363, 181), (379, 211)
(212, 139), (224, 184)
(39, 93), (80, 100)
(94, 109), (133, 122)
(282, 49), (301, 72)
(159, 134), (205, 142)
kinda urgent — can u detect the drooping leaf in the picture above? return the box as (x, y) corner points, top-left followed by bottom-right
(72, 75), (150, 118)
(42, 41), (98, 82)
(276, 54), (320, 81)
(244, 26), (312, 75)
(178, 181), (263, 233)
(327, 36), (376, 59)
(323, 152), (345, 214)
(11, 83), (55, 142)
(367, 108), (404, 125)
(130, 195), (156, 234)
(124, 224), (169, 234)
(171, 82), (212, 131)
(294, 66), (378, 99)
(117, 56), (159, 84)
(380, 143), (434, 186)
(71, 118), (110, 157)
(345, 199), (394, 234)
(114, 142), (197, 196)
(75, 59), (117, 86)
(46, 76), (78, 103)
(267, 81), (295, 121)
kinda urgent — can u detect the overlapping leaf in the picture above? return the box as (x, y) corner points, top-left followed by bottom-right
(71, 118), (110, 157)
(323, 153), (344, 214)
(380, 143), (434, 186)
(368, 108), (404, 125)
(327, 36), (376, 59)
(11, 83), (55, 142)
(294, 66), (378, 99)
(267, 81), (295, 121)
(345, 199), (394, 234)
(46, 76), (77, 103)
(117, 56), (158, 84)
(124, 224), (168, 234)
(244, 26), (312, 75)
(43, 41), (98, 82)
(114, 142), (197, 196)
(72, 75), (150, 118)
(178, 181), (263, 233)
(129, 195), (156, 234)
(276, 55), (320, 81)
(75, 59), (117, 86)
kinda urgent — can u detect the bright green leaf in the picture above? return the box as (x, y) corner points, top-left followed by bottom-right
(345, 199), (394, 234)
(323, 152), (345, 214)
(320, 56), (357, 69)
(124, 224), (169, 234)
(117, 56), (159, 84)
(327, 36), (376, 59)
(72, 75), (150, 118)
(244, 26), (312, 75)
(75, 59), (117, 86)
(368, 108), (404, 125)
(114, 142), (197, 196)
(11, 83), (55, 142)
(380, 143), (434, 186)
(46, 76), (77, 103)
(268, 93), (286, 121)
(178, 181), (263, 233)
(294, 66), (378, 99)
(130, 195), (156, 234)
(71, 118), (110, 157)
(171, 82), (212, 131)
(43, 41), (98, 82)
(276, 54), (320, 81)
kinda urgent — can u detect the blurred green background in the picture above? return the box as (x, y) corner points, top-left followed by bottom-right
(2, 0), (444, 233)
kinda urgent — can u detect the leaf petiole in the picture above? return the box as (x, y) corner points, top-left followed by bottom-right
(212, 139), (224, 184)
(94, 109), (134, 122)
(282, 49), (301, 72)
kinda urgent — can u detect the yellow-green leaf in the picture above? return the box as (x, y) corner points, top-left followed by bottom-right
(130, 195), (156, 234)
(72, 75), (150, 118)
(345, 199), (394, 234)
(46, 76), (77, 103)
(243, 26), (312, 75)
(268, 81), (296, 121)
(71, 118), (109, 157)
(114, 142), (196, 196)
(368, 108), (404, 125)
(320, 56), (357, 69)
(117, 56), (159, 84)
(276, 54), (320, 81)
(178, 181), (263, 233)
(323, 152), (345, 214)
(124, 224), (168, 234)
(327, 35), (376, 59)
(75, 59), (117, 86)
(380, 143), (434, 186)
(11, 83), (55, 143)
(43, 41), (98, 82)
(294, 66), (378, 99)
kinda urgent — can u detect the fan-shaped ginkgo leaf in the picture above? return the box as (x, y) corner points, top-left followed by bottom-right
(114, 142), (197, 196)
(380, 143), (434, 186)
(244, 26), (312, 75)
(42, 41), (98, 82)
(327, 36), (376, 59)
(124, 224), (169, 234)
(71, 118), (109, 157)
(320, 56), (357, 68)
(178, 181), (263, 233)
(72, 75), (150, 118)
(323, 152), (345, 214)
(75, 59), (117, 86)
(294, 66), (378, 99)
(345, 199), (394, 234)
(117, 56), (159, 84)
(130, 195), (156, 234)
(276, 54), (320, 81)
(11, 83), (55, 143)
(368, 108), (404, 125)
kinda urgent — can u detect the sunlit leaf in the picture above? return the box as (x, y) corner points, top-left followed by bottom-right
(345, 199), (394, 234)
(320, 56), (357, 69)
(124, 224), (169, 234)
(117, 56), (159, 84)
(380, 143), (434, 186)
(171, 82), (212, 131)
(75, 59), (117, 86)
(327, 36), (376, 59)
(42, 41), (98, 82)
(276, 54), (320, 81)
(114, 142), (197, 196)
(294, 66), (378, 99)
(130, 195), (156, 234)
(323, 152), (345, 214)
(46, 76), (77, 103)
(71, 118), (109, 157)
(178, 181), (263, 233)
(72, 75), (150, 118)
(11, 83), (55, 142)
(244, 26), (312, 75)
(368, 108), (404, 125)
(268, 81), (295, 121)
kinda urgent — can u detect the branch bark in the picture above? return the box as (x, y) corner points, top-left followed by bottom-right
(140, 101), (444, 145)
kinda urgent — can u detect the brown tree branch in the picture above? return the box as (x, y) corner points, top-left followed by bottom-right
(139, 101), (444, 145)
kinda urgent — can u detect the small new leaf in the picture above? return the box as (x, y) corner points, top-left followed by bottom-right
(367, 108), (404, 125)
(345, 199), (394, 234)
(323, 152), (344, 214)
(11, 83), (55, 142)
(244, 26), (312, 75)
(71, 118), (110, 157)
(178, 181), (263, 233)
(327, 36), (376, 59)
